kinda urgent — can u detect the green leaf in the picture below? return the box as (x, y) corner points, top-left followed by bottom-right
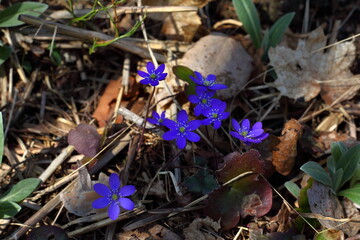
(338, 183), (360, 205)
(284, 181), (300, 198)
(300, 161), (331, 187)
(0, 201), (21, 218)
(184, 169), (218, 195)
(331, 168), (343, 193)
(350, 164), (360, 187)
(330, 142), (347, 165)
(337, 144), (360, 187)
(172, 65), (197, 96)
(0, 112), (3, 165)
(232, 0), (262, 49)
(0, 46), (10, 65)
(327, 156), (336, 176)
(268, 12), (295, 48)
(0, 178), (41, 202)
(0, 2), (48, 27)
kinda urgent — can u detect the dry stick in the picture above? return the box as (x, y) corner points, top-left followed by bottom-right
(50, 6), (198, 19)
(18, 14), (166, 62)
(0, 65), (7, 107)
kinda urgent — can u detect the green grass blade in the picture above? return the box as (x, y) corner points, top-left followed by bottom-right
(0, 112), (3, 165)
(232, 0), (262, 49)
(268, 12), (295, 47)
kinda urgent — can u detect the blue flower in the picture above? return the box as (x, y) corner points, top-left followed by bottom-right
(138, 62), (167, 86)
(163, 110), (202, 149)
(190, 71), (227, 91)
(230, 119), (269, 145)
(147, 111), (166, 126)
(201, 99), (230, 129)
(188, 86), (215, 116)
(92, 173), (136, 220)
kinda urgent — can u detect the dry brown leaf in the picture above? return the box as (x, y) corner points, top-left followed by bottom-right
(307, 181), (358, 236)
(269, 26), (360, 103)
(117, 224), (182, 240)
(180, 32), (253, 99)
(272, 119), (303, 176)
(161, 12), (201, 41)
(183, 217), (221, 240)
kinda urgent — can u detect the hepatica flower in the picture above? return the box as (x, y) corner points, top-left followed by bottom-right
(201, 99), (229, 129)
(230, 119), (269, 145)
(92, 173), (136, 220)
(147, 111), (166, 126)
(138, 62), (167, 86)
(190, 71), (227, 91)
(188, 86), (215, 116)
(163, 110), (201, 149)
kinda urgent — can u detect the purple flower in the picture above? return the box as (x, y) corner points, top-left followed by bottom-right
(188, 86), (215, 116)
(230, 119), (269, 145)
(163, 110), (202, 149)
(201, 99), (230, 129)
(147, 111), (166, 126)
(92, 173), (136, 220)
(190, 71), (227, 91)
(138, 62), (167, 86)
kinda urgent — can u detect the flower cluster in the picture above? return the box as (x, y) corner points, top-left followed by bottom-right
(92, 173), (136, 220)
(140, 62), (269, 149)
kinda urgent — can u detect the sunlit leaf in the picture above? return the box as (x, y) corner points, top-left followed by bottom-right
(284, 181), (300, 198)
(172, 65), (196, 96)
(338, 183), (360, 205)
(0, 201), (21, 218)
(0, 2), (48, 27)
(232, 0), (262, 48)
(0, 178), (40, 202)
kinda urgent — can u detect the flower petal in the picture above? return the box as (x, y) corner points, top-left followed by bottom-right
(140, 79), (150, 85)
(185, 132), (200, 142)
(146, 62), (155, 73)
(187, 120), (202, 130)
(149, 80), (159, 86)
(109, 173), (120, 190)
(158, 73), (168, 81)
(221, 112), (230, 120)
(256, 133), (269, 141)
(163, 119), (177, 130)
(147, 118), (158, 125)
(177, 110), (188, 123)
(190, 75), (202, 85)
(119, 185), (136, 197)
(94, 183), (110, 196)
(108, 202), (120, 220)
(163, 130), (178, 140)
(251, 122), (263, 131)
(194, 105), (202, 116)
(194, 71), (204, 83)
(137, 70), (149, 78)
(209, 84), (227, 90)
(213, 120), (222, 129)
(155, 64), (165, 74)
(232, 119), (241, 132)
(188, 95), (200, 104)
(206, 74), (216, 84)
(176, 136), (187, 149)
(248, 129), (264, 138)
(241, 119), (250, 131)
(202, 119), (212, 125)
(92, 197), (109, 209)
(119, 198), (135, 210)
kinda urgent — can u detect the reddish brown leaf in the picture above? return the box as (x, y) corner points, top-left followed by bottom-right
(272, 119), (303, 176)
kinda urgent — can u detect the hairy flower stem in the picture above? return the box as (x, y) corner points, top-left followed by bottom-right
(136, 86), (156, 152)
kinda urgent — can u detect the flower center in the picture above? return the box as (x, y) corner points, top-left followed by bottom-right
(149, 73), (157, 79)
(212, 113), (218, 118)
(111, 194), (119, 201)
(158, 119), (163, 123)
(179, 127), (186, 133)
(241, 131), (248, 137)
(203, 80), (210, 86)
(201, 98), (208, 104)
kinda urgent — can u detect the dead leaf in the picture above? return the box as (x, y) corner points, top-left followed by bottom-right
(60, 163), (99, 216)
(268, 26), (360, 103)
(67, 124), (100, 158)
(183, 217), (221, 240)
(180, 32), (253, 99)
(272, 119), (303, 176)
(117, 224), (182, 240)
(307, 181), (356, 236)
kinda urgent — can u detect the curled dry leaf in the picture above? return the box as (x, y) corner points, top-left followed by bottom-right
(269, 26), (360, 103)
(180, 32), (253, 99)
(118, 224), (182, 240)
(60, 163), (100, 216)
(183, 217), (221, 240)
(272, 119), (303, 176)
